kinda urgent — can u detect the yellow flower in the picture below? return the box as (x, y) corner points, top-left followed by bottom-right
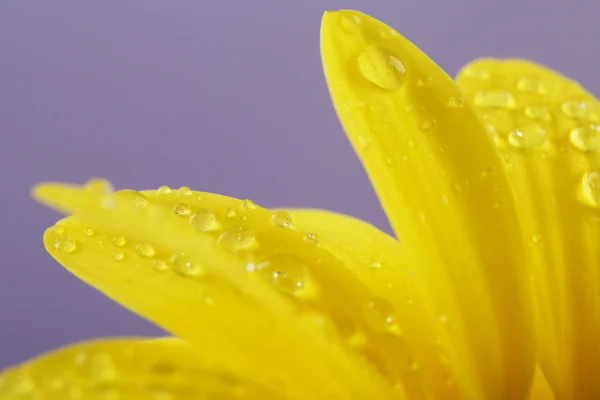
(1, 8), (598, 399)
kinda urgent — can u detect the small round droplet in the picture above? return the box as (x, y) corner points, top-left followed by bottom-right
(569, 125), (600, 152)
(177, 186), (192, 196)
(304, 233), (319, 245)
(152, 260), (169, 272)
(581, 171), (600, 206)
(55, 238), (77, 253)
(532, 234), (542, 244)
(517, 76), (544, 93)
(508, 124), (547, 149)
(357, 45), (406, 90)
(419, 119), (436, 131)
(112, 251), (125, 261)
(189, 209), (217, 231)
(369, 260), (382, 269)
(473, 89), (517, 109)
(171, 253), (203, 276)
(82, 227), (95, 237)
(417, 76), (432, 87)
(356, 135), (372, 150)
(241, 199), (257, 210)
(524, 105), (550, 121)
(136, 243), (156, 258)
(408, 139), (419, 149)
(173, 203), (191, 216)
(271, 211), (292, 227)
(366, 297), (402, 336)
(379, 27), (396, 39)
(446, 96), (465, 108)
(256, 255), (310, 297)
(157, 186), (171, 195)
(561, 100), (591, 119)
(224, 208), (237, 218)
(112, 236), (126, 247)
(85, 178), (114, 194)
(339, 12), (361, 32)
(217, 227), (258, 251)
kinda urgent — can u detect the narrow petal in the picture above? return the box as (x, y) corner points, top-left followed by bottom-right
(457, 58), (600, 398)
(35, 183), (399, 399)
(321, 10), (534, 398)
(0, 337), (277, 399)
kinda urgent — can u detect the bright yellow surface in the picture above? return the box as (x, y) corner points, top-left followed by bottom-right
(2, 8), (598, 400)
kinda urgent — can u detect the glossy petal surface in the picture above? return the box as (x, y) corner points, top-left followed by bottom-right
(457, 58), (600, 398)
(321, 10), (534, 399)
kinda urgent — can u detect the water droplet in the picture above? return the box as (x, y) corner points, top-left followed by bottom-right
(570, 124), (600, 152)
(171, 253), (203, 276)
(55, 238), (77, 253)
(356, 135), (372, 149)
(112, 236), (126, 247)
(473, 89), (517, 109)
(75, 353), (116, 380)
(419, 119), (436, 131)
(366, 297), (402, 336)
(51, 226), (65, 235)
(241, 199), (257, 210)
(417, 76), (432, 87)
(379, 27), (396, 39)
(112, 251), (125, 261)
(116, 190), (148, 207)
(357, 45), (406, 91)
(157, 186), (171, 195)
(189, 209), (217, 231)
(256, 255), (310, 297)
(177, 186), (192, 196)
(152, 260), (169, 272)
(370, 260), (382, 269)
(173, 203), (190, 216)
(217, 227), (258, 251)
(136, 243), (156, 258)
(581, 171), (600, 206)
(224, 208), (237, 218)
(271, 211), (292, 227)
(561, 100), (591, 119)
(82, 227), (95, 237)
(482, 110), (514, 137)
(339, 12), (361, 32)
(304, 233), (319, 245)
(408, 139), (419, 149)
(517, 76), (544, 93)
(85, 178), (114, 194)
(524, 105), (550, 121)
(446, 96), (465, 108)
(532, 234), (542, 244)
(508, 124), (547, 148)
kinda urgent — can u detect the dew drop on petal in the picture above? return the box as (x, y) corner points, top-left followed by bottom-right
(339, 12), (361, 32)
(82, 227), (95, 237)
(85, 178), (114, 194)
(136, 243), (156, 258)
(217, 227), (258, 251)
(474, 89), (517, 109)
(508, 124), (547, 149)
(224, 208), (237, 218)
(304, 232), (319, 245)
(256, 255), (310, 297)
(366, 297), (402, 336)
(152, 260), (169, 272)
(157, 186), (171, 195)
(112, 251), (125, 261)
(173, 203), (191, 216)
(561, 99), (591, 119)
(241, 199), (257, 210)
(170, 253), (203, 276)
(112, 236), (126, 247)
(357, 45), (406, 91)
(524, 105), (550, 121)
(569, 124), (600, 152)
(116, 190), (148, 207)
(446, 96), (465, 108)
(270, 211), (292, 228)
(189, 209), (217, 231)
(55, 238), (77, 253)
(581, 171), (600, 206)
(177, 186), (192, 196)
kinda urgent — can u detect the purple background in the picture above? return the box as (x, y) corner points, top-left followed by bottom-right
(0, 0), (598, 368)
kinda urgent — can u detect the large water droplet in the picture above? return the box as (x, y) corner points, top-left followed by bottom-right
(189, 209), (217, 231)
(157, 186), (171, 195)
(581, 171), (600, 206)
(508, 124), (547, 148)
(561, 100), (591, 119)
(136, 243), (156, 258)
(570, 124), (600, 152)
(256, 255), (311, 297)
(177, 186), (192, 196)
(357, 45), (406, 90)
(271, 211), (292, 227)
(171, 253), (203, 276)
(217, 227), (257, 251)
(112, 236), (126, 247)
(473, 89), (517, 109)
(55, 238), (77, 253)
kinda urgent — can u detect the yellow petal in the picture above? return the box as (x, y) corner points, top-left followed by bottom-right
(287, 208), (465, 398)
(35, 182), (398, 399)
(457, 58), (600, 398)
(0, 337), (277, 399)
(321, 10), (534, 399)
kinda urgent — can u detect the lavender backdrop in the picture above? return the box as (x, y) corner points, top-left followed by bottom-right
(0, 0), (598, 368)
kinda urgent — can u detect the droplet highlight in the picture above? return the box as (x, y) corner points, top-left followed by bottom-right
(357, 45), (406, 90)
